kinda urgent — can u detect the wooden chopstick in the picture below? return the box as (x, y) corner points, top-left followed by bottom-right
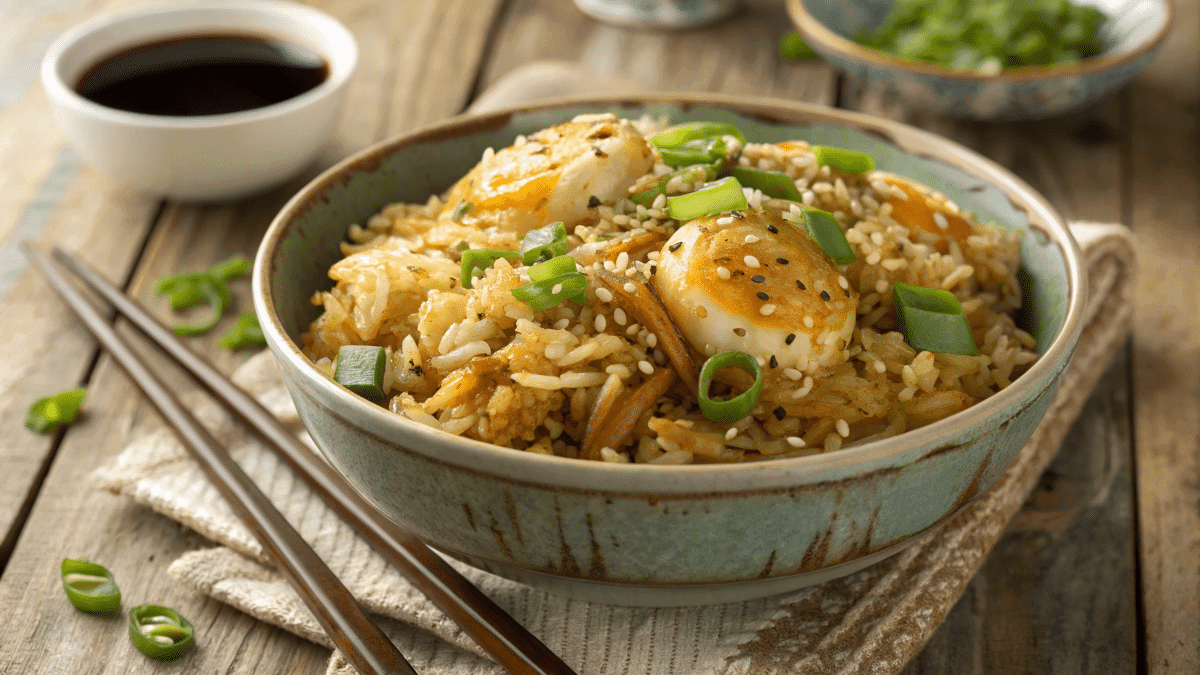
(24, 243), (417, 675)
(41, 245), (577, 675)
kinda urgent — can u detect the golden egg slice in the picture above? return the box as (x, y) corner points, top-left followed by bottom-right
(653, 209), (858, 375)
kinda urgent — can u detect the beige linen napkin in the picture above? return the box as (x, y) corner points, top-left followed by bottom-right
(93, 219), (1135, 675)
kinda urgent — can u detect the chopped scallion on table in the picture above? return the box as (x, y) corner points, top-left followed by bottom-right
(460, 248), (521, 289)
(893, 282), (978, 355)
(61, 558), (121, 615)
(813, 146), (876, 173)
(26, 387), (87, 433)
(801, 209), (858, 265)
(334, 345), (388, 400)
(128, 605), (195, 661)
(780, 30), (818, 60)
(218, 310), (266, 350)
(155, 254), (250, 337)
(666, 176), (749, 221)
(698, 350), (764, 423)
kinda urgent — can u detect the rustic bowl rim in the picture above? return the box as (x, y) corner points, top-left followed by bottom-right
(254, 92), (1085, 483)
(786, 0), (1173, 83)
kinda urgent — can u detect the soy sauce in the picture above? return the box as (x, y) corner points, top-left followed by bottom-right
(75, 34), (328, 116)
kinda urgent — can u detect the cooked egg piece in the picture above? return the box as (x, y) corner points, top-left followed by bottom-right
(879, 173), (974, 250)
(440, 113), (655, 242)
(653, 209), (858, 375)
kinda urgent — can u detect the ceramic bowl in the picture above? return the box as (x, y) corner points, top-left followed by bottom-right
(41, 0), (357, 202)
(253, 94), (1085, 606)
(787, 0), (1171, 120)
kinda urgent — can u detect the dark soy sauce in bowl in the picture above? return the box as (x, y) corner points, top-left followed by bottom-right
(75, 34), (328, 116)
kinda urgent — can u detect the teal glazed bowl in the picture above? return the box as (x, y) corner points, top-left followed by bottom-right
(788, 0), (1171, 120)
(253, 95), (1085, 606)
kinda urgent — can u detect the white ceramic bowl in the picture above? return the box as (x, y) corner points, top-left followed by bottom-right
(41, 0), (357, 202)
(788, 0), (1171, 120)
(254, 95), (1086, 606)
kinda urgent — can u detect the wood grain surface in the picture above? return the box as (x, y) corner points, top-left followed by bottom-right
(0, 0), (1189, 673)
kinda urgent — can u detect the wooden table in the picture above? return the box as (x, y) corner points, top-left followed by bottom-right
(0, 0), (1193, 672)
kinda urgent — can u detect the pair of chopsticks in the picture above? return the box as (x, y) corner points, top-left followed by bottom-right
(24, 243), (577, 675)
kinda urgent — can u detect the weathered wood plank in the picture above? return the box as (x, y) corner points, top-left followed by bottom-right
(480, 0), (835, 103)
(0, 0), (506, 672)
(1128, 0), (1200, 671)
(842, 59), (1135, 674)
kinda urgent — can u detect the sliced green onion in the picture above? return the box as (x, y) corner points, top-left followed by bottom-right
(666, 176), (748, 221)
(728, 165), (803, 201)
(698, 350), (764, 423)
(813, 145), (875, 173)
(511, 272), (589, 312)
(520, 221), (569, 265)
(451, 200), (471, 221)
(630, 163), (720, 206)
(650, 121), (747, 148)
(780, 30), (818, 60)
(527, 254), (577, 281)
(801, 208), (857, 265)
(155, 254), (248, 336)
(658, 137), (726, 168)
(26, 387), (87, 433)
(893, 282), (978, 355)
(461, 248), (521, 289)
(61, 558), (120, 615)
(334, 345), (387, 400)
(129, 605), (195, 661)
(218, 310), (266, 350)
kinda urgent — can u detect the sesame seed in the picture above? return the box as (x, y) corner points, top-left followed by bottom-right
(844, 289), (851, 297)
(751, 275), (765, 283)
(744, 234), (760, 244)
(796, 280), (807, 290)
(733, 327), (747, 337)
(820, 290), (831, 301)
(744, 256), (762, 268)
(551, 283), (563, 295)
(725, 427), (738, 441)
(769, 355), (778, 368)
(588, 195), (601, 207)
(696, 305), (708, 318)
(786, 436), (806, 448)
(838, 276), (849, 289)
(614, 308), (627, 325)
(669, 241), (683, 252)
(783, 367), (802, 380)
(596, 287), (614, 303)
(594, 314), (606, 331)
(785, 333), (796, 345)
(624, 282), (637, 293)
(717, 216), (734, 226)
(777, 258), (789, 265)
(638, 360), (654, 374)
(933, 211), (950, 230)
(717, 266), (731, 280)
(760, 303), (776, 315)
(766, 224), (778, 234)
(773, 406), (786, 420)
(803, 316), (815, 328)
(756, 291), (770, 301)
(731, 210), (745, 218)
(646, 333), (658, 348)
(836, 419), (850, 437)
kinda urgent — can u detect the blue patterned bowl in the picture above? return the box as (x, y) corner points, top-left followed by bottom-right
(254, 94), (1086, 606)
(788, 0), (1171, 120)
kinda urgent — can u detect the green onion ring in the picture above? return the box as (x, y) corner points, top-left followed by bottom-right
(511, 272), (588, 311)
(813, 145), (875, 173)
(893, 282), (978, 355)
(698, 350), (764, 423)
(61, 558), (121, 615)
(129, 605), (195, 661)
(520, 221), (570, 265)
(26, 387), (87, 433)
